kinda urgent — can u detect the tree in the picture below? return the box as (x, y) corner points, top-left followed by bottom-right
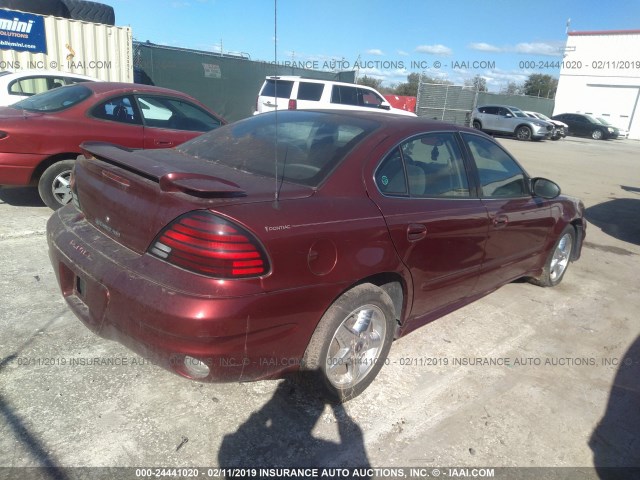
(501, 81), (522, 95)
(357, 75), (384, 91)
(394, 72), (421, 97)
(523, 74), (558, 98)
(465, 75), (487, 92)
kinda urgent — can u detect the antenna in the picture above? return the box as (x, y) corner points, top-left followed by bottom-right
(273, 0), (279, 205)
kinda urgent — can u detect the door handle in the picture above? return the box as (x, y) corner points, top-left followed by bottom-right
(407, 224), (427, 242)
(493, 215), (509, 228)
(155, 140), (174, 147)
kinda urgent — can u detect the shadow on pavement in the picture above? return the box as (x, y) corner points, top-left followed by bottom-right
(590, 335), (640, 479)
(218, 371), (370, 478)
(585, 198), (640, 246)
(0, 315), (70, 479)
(0, 187), (45, 208)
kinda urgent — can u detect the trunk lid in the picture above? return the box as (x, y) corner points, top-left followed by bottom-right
(75, 142), (314, 254)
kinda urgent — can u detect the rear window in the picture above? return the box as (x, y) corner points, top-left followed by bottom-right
(260, 79), (294, 99)
(12, 84), (92, 112)
(297, 82), (324, 101)
(176, 111), (379, 187)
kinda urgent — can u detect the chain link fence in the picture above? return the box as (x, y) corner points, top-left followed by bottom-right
(417, 76), (556, 126)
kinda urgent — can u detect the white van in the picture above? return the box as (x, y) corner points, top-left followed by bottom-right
(0, 70), (100, 106)
(255, 76), (416, 116)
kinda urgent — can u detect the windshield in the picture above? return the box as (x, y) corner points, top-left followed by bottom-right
(536, 112), (551, 121)
(596, 117), (612, 126)
(510, 108), (527, 118)
(177, 110), (379, 187)
(13, 84), (92, 112)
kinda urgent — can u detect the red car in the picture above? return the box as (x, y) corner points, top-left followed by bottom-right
(0, 82), (225, 209)
(47, 110), (586, 401)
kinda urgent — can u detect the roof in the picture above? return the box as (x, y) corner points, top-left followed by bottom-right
(568, 29), (640, 36)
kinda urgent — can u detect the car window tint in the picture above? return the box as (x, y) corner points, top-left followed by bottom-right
(331, 85), (359, 106)
(359, 88), (383, 108)
(93, 96), (140, 124)
(401, 133), (470, 197)
(376, 147), (407, 195)
(462, 133), (527, 198)
(137, 96), (221, 131)
(297, 82), (324, 101)
(13, 84), (92, 112)
(177, 111), (378, 187)
(63, 77), (91, 86)
(261, 79), (294, 99)
(9, 77), (49, 96)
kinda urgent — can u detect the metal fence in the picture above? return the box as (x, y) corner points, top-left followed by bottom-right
(133, 41), (356, 122)
(417, 77), (556, 126)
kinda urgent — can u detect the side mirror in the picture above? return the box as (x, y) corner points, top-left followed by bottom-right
(379, 103), (391, 110)
(504, 113), (513, 118)
(532, 177), (561, 199)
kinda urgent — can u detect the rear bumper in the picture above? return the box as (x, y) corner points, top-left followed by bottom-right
(47, 206), (344, 383)
(0, 152), (48, 185)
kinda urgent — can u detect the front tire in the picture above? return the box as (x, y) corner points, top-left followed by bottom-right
(591, 129), (604, 140)
(301, 283), (396, 402)
(516, 126), (532, 141)
(529, 225), (575, 287)
(38, 160), (75, 210)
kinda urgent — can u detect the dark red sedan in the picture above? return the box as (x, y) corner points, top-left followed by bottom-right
(0, 82), (225, 209)
(47, 110), (586, 401)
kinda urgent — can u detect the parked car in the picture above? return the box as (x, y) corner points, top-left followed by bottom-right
(596, 117), (628, 139)
(472, 105), (554, 141)
(47, 110), (586, 401)
(551, 113), (617, 140)
(0, 82), (226, 209)
(523, 111), (568, 140)
(255, 76), (416, 116)
(0, 69), (100, 106)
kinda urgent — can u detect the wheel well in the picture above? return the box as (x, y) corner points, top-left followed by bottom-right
(472, 119), (482, 128)
(516, 124), (532, 131)
(570, 219), (585, 261)
(354, 273), (406, 326)
(31, 153), (80, 184)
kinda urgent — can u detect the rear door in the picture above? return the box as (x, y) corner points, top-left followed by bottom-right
(136, 95), (223, 149)
(256, 78), (295, 113)
(479, 106), (498, 130)
(367, 131), (489, 324)
(295, 81), (325, 110)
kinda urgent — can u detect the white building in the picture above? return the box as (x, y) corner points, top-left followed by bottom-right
(554, 29), (640, 140)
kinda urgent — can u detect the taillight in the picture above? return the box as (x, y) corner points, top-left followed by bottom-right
(148, 211), (270, 278)
(288, 99), (297, 110)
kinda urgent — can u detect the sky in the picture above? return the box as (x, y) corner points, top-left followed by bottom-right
(105, 0), (640, 91)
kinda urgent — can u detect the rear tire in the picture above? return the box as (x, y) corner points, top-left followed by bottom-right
(529, 225), (575, 287)
(38, 160), (75, 210)
(301, 283), (396, 402)
(472, 120), (482, 130)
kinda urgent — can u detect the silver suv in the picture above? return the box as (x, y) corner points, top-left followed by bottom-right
(472, 105), (553, 141)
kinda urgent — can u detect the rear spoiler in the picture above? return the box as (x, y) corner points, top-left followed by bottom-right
(80, 142), (246, 198)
